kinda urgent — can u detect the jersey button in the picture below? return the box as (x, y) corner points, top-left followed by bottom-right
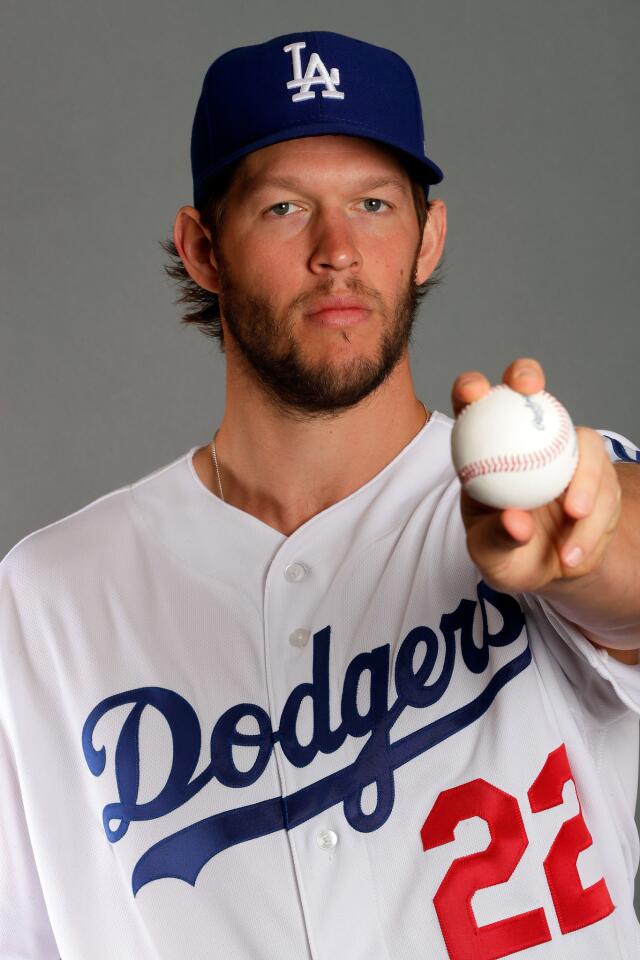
(284, 562), (308, 583)
(289, 628), (311, 648)
(316, 829), (338, 851)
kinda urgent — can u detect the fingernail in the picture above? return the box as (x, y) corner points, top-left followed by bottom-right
(564, 546), (584, 567)
(515, 367), (537, 380)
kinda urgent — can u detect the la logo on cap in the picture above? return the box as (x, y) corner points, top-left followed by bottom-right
(283, 41), (345, 102)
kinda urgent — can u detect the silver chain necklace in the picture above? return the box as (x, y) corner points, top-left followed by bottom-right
(210, 430), (225, 503)
(210, 404), (430, 504)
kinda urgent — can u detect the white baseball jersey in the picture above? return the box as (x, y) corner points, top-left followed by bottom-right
(1, 412), (640, 960)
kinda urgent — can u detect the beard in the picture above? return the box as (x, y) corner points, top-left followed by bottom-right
(216, 251), (421, 419)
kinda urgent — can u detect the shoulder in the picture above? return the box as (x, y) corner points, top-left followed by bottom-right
(0, 448), (190, 606)
(1, 479), (130, 590)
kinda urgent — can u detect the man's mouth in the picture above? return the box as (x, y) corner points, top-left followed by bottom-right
(305, 295), (372, 327)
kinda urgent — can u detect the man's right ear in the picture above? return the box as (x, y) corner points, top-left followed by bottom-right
(173, 206), (221, 294)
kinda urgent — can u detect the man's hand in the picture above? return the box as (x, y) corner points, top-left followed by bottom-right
(451, 358), (622, 596)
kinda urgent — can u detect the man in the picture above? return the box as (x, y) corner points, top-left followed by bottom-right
(1, 29), (639, 960)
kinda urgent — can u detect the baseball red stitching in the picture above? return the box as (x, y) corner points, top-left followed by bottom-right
(458, 393), (572, 484)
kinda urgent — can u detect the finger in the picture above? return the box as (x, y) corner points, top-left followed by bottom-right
(561, 428), (606, 520)
(560, 463), (621, 572)
(500, 508), (535, 545)
(451, 371), (491, 418)
(460, 489), (535, 543)
(465, 510), (533, 573)
(502, 357), (545, 396)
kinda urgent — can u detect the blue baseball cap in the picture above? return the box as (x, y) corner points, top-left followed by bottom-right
(190, 30), (444, 208)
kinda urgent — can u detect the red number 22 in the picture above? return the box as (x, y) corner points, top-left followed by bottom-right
(420, 745), (614, 960)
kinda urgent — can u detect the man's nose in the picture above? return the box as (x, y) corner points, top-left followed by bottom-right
(308, 211), (362, 275)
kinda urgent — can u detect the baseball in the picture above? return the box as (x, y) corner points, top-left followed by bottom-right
(451, 384), (579, 510)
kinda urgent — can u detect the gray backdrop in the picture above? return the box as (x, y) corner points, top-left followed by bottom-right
(2, 0), (639, 920)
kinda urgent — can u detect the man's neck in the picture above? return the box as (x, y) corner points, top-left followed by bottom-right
(192, 359), (430, 537)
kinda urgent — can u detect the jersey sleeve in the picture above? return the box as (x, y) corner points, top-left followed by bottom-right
(598, 428), (640, 465)
(524, 593), (640, 716)
(523, 428), (640, 716)
(0, 556), (60, 959)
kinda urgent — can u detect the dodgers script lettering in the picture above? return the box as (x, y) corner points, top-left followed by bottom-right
(82, 581), (528, 894)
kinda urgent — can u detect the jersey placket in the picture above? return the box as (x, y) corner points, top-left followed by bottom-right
(262, 525), (393, 960)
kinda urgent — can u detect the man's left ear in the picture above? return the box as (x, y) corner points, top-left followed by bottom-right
(415, 198), (447, 286)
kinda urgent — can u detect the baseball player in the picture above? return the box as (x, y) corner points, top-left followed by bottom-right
(1, 29), (640, 960)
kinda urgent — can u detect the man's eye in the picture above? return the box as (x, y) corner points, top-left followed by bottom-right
(361, 198), (388, 213)
(267, 202), (301, 217)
